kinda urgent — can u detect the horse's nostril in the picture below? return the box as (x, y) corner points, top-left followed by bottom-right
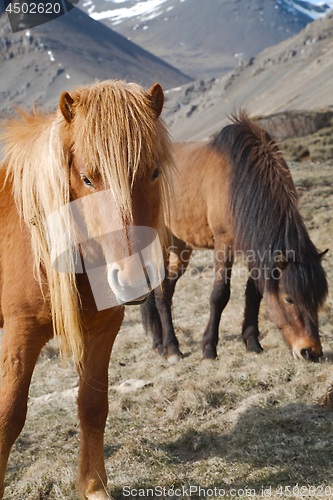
(300, 348), (310, 360)
(108, 264), (123, 293)
(300, 347), (322, 363)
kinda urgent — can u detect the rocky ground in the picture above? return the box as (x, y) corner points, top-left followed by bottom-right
(257, 110), (333, 162)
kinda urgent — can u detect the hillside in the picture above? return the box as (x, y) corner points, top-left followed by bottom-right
(0, 5), (192, 119)
(79, 0), (310, 79)
(162, 11), (333, 141)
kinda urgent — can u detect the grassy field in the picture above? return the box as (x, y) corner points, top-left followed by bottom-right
(1, 160), (333, 500)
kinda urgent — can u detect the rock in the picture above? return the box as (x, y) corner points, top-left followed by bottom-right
(255, 110), (333, 142)
(112, 379), (153, 394)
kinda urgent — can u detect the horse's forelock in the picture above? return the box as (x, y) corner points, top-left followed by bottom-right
(70, 82), (170, 213)
(282, 251), (328, 320)
(264, 246), (328, 321)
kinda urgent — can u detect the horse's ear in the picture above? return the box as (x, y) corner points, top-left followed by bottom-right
(60, 92), (75, 124)
(318, 249), (329, 261)
(147, 83), (164, 119)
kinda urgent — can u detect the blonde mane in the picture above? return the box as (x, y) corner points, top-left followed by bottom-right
(1, 80), (174, 366)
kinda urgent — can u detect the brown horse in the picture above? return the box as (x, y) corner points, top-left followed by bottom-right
(0, 80), (174, 500)
(142, 113), (328, 364)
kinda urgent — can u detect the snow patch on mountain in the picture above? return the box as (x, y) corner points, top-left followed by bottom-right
(277, 0), (333, 20)
(90, 0), (168, 24)
(93, 0), (333, 25)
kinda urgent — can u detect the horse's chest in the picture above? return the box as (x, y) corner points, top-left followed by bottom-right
(171, 209), (214, 249)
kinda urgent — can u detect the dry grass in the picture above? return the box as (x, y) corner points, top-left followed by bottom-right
(1, 160), (333, 500)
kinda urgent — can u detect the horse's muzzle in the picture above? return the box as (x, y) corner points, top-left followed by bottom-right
(293, 347), (323, 363)
(122, 294), (149, 306)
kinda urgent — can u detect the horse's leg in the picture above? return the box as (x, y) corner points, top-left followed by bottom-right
(153, 282), (180, 363)
(242, 277), (264, 353)
(0, 319), (52, 499)
(140, 289), (164, 354)
(153, 236), (192, 364)
(202, 238), (233, 360)
(77, 310), (123, 500)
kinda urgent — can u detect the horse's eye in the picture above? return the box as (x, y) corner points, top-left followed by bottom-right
(284, 296), (293, 305)
(81, 175), (94, 188)
(151, 166), (160, 182)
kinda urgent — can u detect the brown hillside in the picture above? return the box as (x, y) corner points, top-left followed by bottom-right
(163, 12), (333, 141)
(0, 7), (191, 119)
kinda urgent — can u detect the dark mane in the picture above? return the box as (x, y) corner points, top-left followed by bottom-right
(210, 112), (328, 317)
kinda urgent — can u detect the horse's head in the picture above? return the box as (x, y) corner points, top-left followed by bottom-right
(264, 250), (328, 361)
(57, 81), (173, 307)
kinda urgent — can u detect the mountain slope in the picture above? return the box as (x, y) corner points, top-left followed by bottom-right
(277, 0), (333, 20)
(0, 5), (192, 118)
(79, 0), (310, 79)
(162, 11), (333, 141)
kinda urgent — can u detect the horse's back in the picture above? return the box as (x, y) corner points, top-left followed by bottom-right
(170, 141), (231, 249)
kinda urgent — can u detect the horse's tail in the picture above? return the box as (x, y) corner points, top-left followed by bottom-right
(209, 111), (324, 299)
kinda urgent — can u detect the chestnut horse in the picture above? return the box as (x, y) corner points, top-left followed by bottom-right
(142, 113), (328, 364)
(0, 80), (173, 499)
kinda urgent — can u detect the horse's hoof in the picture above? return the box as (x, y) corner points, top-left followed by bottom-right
(81, 479), (111, 500)
(243, 327), (263, 354)
(85, 493), (111, 500)
(167, 353), (181, 364)
(202, 345), (217, 361)
(201, 356), (215, 363)
(245, 339), (263, 354)
(153, 343), (165, 356)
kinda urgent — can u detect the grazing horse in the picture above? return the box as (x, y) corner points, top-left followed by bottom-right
(0, 80), (173, 500)
(141, 113), (328, 364)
